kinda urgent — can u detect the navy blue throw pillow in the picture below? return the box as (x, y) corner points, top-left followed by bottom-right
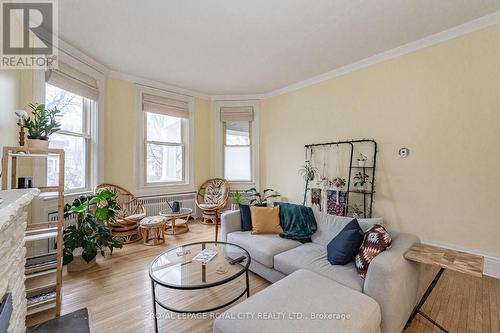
(327, 219), (364, 265)
(239, 204), (252, 231)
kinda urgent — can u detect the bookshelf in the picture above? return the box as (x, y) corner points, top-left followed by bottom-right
(1, 146), (65, 321)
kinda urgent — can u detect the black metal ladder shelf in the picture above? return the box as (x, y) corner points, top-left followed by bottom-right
(302, 139), (377, 218)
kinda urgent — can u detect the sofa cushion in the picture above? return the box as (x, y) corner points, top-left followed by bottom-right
(239, 204), (253, 231)
(213, 269), (381, 333)
(355, 224), (393, 278)
(336, 215), (384, 233)
(327, 218), (364, 265)
(227, 231), (301, 268)
(250, 206), (283, 234)
(311, 209), (383, 247)
(274, 243), (364, 291)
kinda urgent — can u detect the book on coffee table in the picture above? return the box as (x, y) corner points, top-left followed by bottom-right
(192, 249), (218, 264)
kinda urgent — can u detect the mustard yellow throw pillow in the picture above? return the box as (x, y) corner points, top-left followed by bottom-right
(250, 206), (283, 234)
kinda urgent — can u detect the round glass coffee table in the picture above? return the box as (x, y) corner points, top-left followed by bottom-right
(158, 207), (192, 235)
(149, 241), (251, 333)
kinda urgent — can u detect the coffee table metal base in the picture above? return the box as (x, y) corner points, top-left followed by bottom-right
(151, 270), (250, 332)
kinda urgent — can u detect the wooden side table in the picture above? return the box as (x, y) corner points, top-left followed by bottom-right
(159, 208), (193, 235)
(404, 243), (484, 332)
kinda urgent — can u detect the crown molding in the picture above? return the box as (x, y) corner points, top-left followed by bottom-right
(108, 70), (210, 100)
(266, 10), (500, 98)
(210, 94), (266, 101)
(56, 38), (110, 76)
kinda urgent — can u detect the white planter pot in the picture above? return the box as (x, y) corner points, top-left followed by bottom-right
(356, 185), (365, 192)
(357, 160), (366, 167)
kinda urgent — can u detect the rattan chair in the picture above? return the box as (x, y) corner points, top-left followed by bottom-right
(95, 183), (145, 244)
(195, 178), (229, 241)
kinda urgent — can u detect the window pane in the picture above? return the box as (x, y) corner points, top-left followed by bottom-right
(224, 146), (251, 181)
(225, 121), (250, 145)
(146, 144), (183, 183)
(45, 83), (84, 134)
(47, 133), (86, 190)
(146, 112), (182, 143)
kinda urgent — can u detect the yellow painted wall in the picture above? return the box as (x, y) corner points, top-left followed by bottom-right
(193, 97), (213, 186)
(103, 77), (213, 191)
(103, 78), (136, 190)
(260, 25), (500, 254)
(0, 70), (21, 149)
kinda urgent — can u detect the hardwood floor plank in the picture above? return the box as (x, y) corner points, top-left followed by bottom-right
(490, 276), (499, 333)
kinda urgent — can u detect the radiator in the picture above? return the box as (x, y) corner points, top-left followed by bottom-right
(47, 212), (78, 251)
(138, 192), (199, 217)
(45, 192), (199, 252)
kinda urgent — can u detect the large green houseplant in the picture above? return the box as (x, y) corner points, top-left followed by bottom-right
(63, 190), (124, 271)
(245, 188), (280, 206)
(22, 103), (61, 149)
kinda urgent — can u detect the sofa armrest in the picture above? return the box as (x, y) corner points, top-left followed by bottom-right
(363, 232), (420, 333)
(220, 210), (242, 242)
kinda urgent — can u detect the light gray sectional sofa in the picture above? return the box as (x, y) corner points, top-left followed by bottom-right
(215, 209), (421, 333)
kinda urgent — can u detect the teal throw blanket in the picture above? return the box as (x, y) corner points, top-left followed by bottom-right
(275, 202), (317, 242)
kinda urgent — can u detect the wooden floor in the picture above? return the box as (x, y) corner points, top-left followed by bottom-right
(30, 220), (500, 333)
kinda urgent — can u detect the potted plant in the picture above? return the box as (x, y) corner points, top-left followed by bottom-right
(231, 191), (242, 210)
(350, 204), (364, 218)
(357, 153), (368, 167)
(298, 161), (318, 182)
(353, 172), (370, 192)
(63, 190), (124, 272)
(22, 103), (61, 149)
(245, 188), (280, 206)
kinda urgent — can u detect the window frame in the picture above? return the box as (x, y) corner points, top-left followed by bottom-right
(214, 100), (260, 191)
(43, 83), (96, 194)
(144, 112), (186, 185)
(135, 85), (195, 196)
(222, 120), (253, 182)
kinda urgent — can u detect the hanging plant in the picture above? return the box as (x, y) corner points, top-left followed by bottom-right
(298, 161), (318, 182)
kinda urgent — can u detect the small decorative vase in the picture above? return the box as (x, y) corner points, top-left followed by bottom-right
(356, 185), (365, 192)
(231, 203), (239, 211)
(357, 160), (366, 167)
(27, 137), (49, 150)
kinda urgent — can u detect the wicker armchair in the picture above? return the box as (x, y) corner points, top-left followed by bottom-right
(195, 178), (229, 241)
(95, 183), (145, 244)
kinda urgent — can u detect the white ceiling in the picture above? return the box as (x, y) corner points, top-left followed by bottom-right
(59, 0), (500, 95)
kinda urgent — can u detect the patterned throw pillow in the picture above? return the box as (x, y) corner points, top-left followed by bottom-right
(355, 224), (392, 278)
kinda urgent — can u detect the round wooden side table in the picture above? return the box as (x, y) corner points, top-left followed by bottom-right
(159, 207), (193, 235)
(139, 216), (167, 246)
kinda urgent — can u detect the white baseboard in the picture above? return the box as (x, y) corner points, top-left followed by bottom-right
(422, 240), (500, 279)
